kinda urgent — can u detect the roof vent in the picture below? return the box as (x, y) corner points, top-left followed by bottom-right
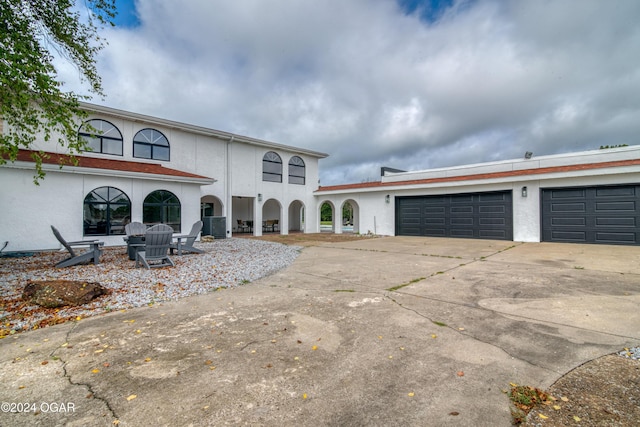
(381, 166), (407, 176)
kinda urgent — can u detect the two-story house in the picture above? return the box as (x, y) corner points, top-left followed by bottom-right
(0, 103), (327, 252)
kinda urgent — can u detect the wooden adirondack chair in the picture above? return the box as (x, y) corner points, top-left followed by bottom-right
(170, 221), (204, 255)
(51, 226), (104, 268)
(134, 224), (175, 269)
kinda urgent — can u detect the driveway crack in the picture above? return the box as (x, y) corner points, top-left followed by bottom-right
(383, 293), (561, 376)
(50, 321), (120, 422)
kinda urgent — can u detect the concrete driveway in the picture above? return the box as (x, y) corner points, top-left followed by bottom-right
(1, 237), (639, 426)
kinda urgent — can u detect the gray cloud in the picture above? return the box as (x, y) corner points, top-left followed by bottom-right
(58, 0), (640, 185)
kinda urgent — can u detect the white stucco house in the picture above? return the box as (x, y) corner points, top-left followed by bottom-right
(0, 103), (327, 252)
(316, 146), (640, 245)
(2, 102), (640, 252)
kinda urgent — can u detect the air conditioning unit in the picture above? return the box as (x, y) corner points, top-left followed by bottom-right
(202, 216), (227, 239)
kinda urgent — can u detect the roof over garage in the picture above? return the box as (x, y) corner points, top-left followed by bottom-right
(316, 147), (640, 194)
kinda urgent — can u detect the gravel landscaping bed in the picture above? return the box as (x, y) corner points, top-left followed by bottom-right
(0, 238), (301, 335)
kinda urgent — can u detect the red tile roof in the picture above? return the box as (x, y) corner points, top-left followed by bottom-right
(6, 150), (213, 181)
(316, 158), (640, 192)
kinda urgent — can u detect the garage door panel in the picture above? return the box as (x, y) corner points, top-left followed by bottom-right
(402, 207), (421, 215)
(595, 217), (636, 227)
(397, 191), (512, 240)
(551, 202), (586, 212)
(551, 217), (586, 226)
(595, 201), (635, 211)
(451, 229), (474, 237)
(480, 205), (506, 214)
(595, 232), (637, 243)
(480, 218), (506, 226)
(552, 231), (587, 241)
(424, 226), (447, 235)
(403, 217), (421, 224)
(596, 187), (635, 197)
(480, 229), (507, 239)
(424, 197), (447, 204)
(425, 218), (445, 225)
(425, 207), (445, 214)
(450, 217), (474, 226)
(479, 193), (508, 202)
(451, 195), (474, 203)
(450, 206), (473, 214)
(542, 184), (640, 245)
(551, 189), (586, 198)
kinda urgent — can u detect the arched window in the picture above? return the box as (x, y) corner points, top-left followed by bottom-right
(83, 187), (131, 236)
(288, 156), (306, 185)
(78, 119), (123, 156)
(143, 190), (181, 232)
(263, 151), (282, 183)
(133, 128), (170, 161)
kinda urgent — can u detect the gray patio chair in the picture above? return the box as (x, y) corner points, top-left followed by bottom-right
(134, 224), (175, 269)
(51, 226), (104, 268)
(237, 219), (249, 233)
(123, 221), (146, 242)
(170, 220), (205, 255)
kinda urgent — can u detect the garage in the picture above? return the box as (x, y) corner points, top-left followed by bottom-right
(541, 184), (640, 245)
(396, 190), (513, 240)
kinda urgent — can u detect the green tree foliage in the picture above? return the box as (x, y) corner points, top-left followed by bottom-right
(321, 202), (332, 222)
(0, 0), (115, 183)
(320, 202), (354, 223)
(599, 144), (629, 149)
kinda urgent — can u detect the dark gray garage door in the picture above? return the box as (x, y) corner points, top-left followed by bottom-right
(396, 191), (513, 240)
(541, 184), (640, 245)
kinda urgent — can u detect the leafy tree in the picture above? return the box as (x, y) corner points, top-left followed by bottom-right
(0, 0), (115, 183)
(342, 201), (353, 224)
(321, 202), (332, 222)
(600, 144), (629, 149)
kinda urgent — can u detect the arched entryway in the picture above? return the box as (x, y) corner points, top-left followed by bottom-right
(319, 201), (335, 232)
(200, 195), (223, 217)
(262, 198), (282, 234)
(288, 200), (305, 233)
(340, 199), (360, 234)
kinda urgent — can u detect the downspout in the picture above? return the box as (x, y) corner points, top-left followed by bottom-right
(226, 136), (234, 236)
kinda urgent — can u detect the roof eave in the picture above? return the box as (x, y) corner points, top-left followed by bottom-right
(315, 163), (640, 195)
(4, 161), (216, 185)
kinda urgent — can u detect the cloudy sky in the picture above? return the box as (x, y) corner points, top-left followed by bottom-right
(59, 0), (640, 185)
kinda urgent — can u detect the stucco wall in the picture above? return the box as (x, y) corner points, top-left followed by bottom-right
(1, 104), (325, 249)
(0, 167), (203, 252)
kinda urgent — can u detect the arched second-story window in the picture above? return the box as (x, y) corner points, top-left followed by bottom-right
(143, 190), (181, 232)
(133, 128), (170, 161)
(263, 151), (282, 183)
(78, 119), (123, 156)
(83, 186), (131, 236)
(288, 156), (306, 185)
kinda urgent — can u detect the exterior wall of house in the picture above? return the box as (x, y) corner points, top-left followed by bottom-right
(0, 166), (203, 251)
(0, 103), (325, 252)
(315, 147), (640, 242)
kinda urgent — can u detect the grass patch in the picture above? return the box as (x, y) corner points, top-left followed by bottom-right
(423, 254), (463, 259)
(508, 384), (553, 424)
(432, 321), (447, 327)
(387, 277), (425, 292)
(333, 289), (355, 293)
